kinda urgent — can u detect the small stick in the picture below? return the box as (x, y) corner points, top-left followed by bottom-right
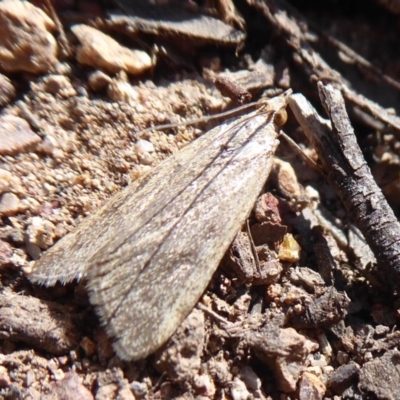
(135, 97), (268, 136)
(246, 219), (261, 274)
(214, 76), (252, 104)
(289, 83), (400, 288)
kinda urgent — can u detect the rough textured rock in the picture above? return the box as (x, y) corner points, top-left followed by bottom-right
(71, 24), (153, 75)
(0, 0), (57, 73)
(0, 115), (41, 156)
(0, 73), (15, 106)
(359, 350), (400, 399)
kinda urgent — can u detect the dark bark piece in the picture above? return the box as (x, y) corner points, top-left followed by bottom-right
(225, 231), (257, 282)
(289, 84), (400, 288)
(250, 222), (287, 245)
(247, 0), (400, 134)
(311, 227), (335, 286)
(0, 293), (80, 355)
(213, 58), (276, 97)
(214, 76), (252, 105)
(289, 287), (350, 329)
(104, 1), (245, 48)
(224, 231), (283, 285)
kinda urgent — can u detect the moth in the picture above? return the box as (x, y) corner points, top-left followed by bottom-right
(26, 90), (291, 361)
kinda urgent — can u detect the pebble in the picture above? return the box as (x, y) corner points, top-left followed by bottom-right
(278, 233), (301, 262)
(336, 350), (350, 365)
(88, 70), (112, 92)
(107, 76), (139, 104)
(0, 192), (23, 216)
(327, 363), (360, 395)
(0, 240), (12, 267)
(71, 24), (153, 75)
(0, 0), (57, 73)
(25, 370), (36, 387)
(41, 75), (77, 97)
(0, 169), (23, 195)
(38, 135), (59, 157)
(96, 383), (118, 400)
(48, 372), (93, 400)
(310, 354), (328, 367)
(135, 139), (155, 155)
(240, 366), (261, 391)
(230, 377), (251, 400)
(298, 372), (326, 400)
(192, 374), (216, 397)
(130, 381), (147, 398)
(117, 385), (135, 400)
(0, 366), (11, 388)
(375, 324), (390, 336)
(0, 115), (41, 155)
(80, 337), (96, 357)
(26, 216), (56, 249)
(0, 73), (15, 106)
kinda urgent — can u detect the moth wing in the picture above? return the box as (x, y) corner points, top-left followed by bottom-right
(87, 112), (279, 360)
(27, 109), (246, 285)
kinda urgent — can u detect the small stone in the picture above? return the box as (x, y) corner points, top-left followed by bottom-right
(0, 0), (57, 73)
(336, 350), (350, 365)
(26, 216), (56, 249)
(310, 354), (328, 367)
(88, 70), (112, 92)
(96, 383), (118, 400)
(0, 73), (15, 106)
(25, 242), (42, 260)
(299, 372), (326, 400)
(38, 135), (59, 156)
(0, 366), (11, 388)
(0, 192), (23, 216)
(71, 24), (153, 75)
(130, 381), (147, 398)
(230, 377), (250, 400)
(0, 169), (23, 195)
(135, 139), (155, 155)
(0, 240), (12, 267)
(117, 385), (135, 400)
(154, 308), (205, 382)
(375, 324), (389, 336)
(80, 337), (96, 357)
(48, 372), (93, 400)
(192, 374), (216, 397)
(273, 158), (303, 198)
(328, 363), (360, 395)
(25, 370), (36, 387)
(41, 75), (77, 97)
(278, 233), (301, 262)
(240, 366), (261, 391)
(107, 76), (139, 104)
(254, 192), (282, 223)
(0, 115), (41, 155)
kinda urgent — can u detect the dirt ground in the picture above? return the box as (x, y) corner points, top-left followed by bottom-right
(1, 0), (400, 399)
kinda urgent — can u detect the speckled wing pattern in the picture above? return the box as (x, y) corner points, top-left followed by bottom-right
(27, 93), (288, 360)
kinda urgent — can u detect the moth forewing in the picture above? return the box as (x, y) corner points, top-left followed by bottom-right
(27, 92), (290, 361)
